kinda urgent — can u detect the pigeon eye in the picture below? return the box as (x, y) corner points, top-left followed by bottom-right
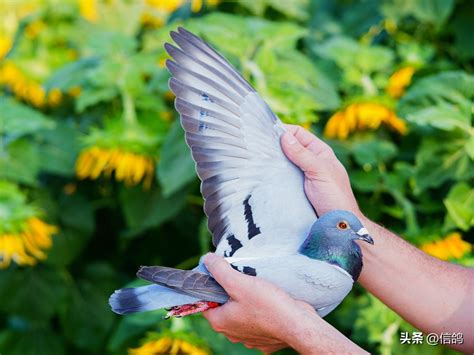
(337, 221), (349, 230)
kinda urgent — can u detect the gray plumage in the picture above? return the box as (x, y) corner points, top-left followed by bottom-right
(109, 27), (374, 318)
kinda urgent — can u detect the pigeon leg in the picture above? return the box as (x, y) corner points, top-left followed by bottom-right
(165, 301), (220, 318)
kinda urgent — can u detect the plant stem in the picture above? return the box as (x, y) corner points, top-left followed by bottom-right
(120, 86), (137, 126)
(361, 74), (377, 96)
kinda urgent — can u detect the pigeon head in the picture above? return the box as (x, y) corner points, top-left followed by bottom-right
(299, 210), (374, 281)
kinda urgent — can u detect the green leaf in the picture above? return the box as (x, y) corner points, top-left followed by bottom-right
(400, 71), (474, 192)
(0, 266), (67, 320)
(0, 138), (40, 186)
(413, 135), (474, 191)
(0, 181), (38, 233)
(399, 71), (474, 126)
(187, 13), (306, 59)
(352, 140), (398, 166)
(259, 49), (340, 117)
(0, 97), (54, 138)
(43, 57), (100, 91)
(381, 0), (454, 29)
(0, 122), (80, 183)
(36, 122), (82, 176)
(315, 36), (394, 74)
(400, 72), (473, 143)
(443, 182), (474, 231)
(314, 36), (359, 69)
(356, 46), (394, 73)
(353, 294), (402, 351)
(266, 0), (309, 21)
(410, 0), (454, 28)
(75, 86), (117, 112)
(120, 185), (189, 237)
(406, 105), (470, 131)
(351, 170), (382, 193)
(158, 120), (196, 197)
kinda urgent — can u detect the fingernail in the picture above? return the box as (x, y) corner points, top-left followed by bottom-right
(284, 132), (297, 145)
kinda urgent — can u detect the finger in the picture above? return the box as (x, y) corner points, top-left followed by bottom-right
(280, 132), (320, 174)
(202, 307), (226, 332)
(203, 254), (251, 297)
(284, 124), (317, 147)
(283, 124), (333, 156)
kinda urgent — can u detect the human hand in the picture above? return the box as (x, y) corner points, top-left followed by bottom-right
(281, 124), (362, 219)
(202, 253), (367, 354)
(202, 253), (316, 353)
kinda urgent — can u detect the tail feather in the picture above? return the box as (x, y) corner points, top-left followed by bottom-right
(109, 284), (201, 315)
(136, 266), (229, 303)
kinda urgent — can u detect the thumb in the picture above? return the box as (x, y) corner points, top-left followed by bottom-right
(281, 131), (319, 175)
(204, 253), (250, 298)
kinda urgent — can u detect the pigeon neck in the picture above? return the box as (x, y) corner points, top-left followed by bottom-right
(299, 239), (363, 281)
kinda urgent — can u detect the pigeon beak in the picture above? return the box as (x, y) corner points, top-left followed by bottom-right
(355, 227), (374, 245)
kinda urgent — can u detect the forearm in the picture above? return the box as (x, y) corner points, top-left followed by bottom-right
(282, 307), (368, 354)
(359, 218), (474, 351)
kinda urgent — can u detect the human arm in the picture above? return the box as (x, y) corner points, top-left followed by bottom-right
(280, 124), (474, 353)
(202, 253), (368, 354)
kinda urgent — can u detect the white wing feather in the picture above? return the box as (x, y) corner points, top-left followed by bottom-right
(166, 27), (316, 258)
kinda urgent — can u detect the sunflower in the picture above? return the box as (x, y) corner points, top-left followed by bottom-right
(76, 147), (155, 189)
(386, 66), (416, 98)
(0, 60), (63, 108)
(421, 232), (472, 261)
(0, 217), (58, 269)
(0, 36), (12, 59)
(324, 102), (407, 140)
(129, 336), (209, 355)
(79, 0), (98, 22)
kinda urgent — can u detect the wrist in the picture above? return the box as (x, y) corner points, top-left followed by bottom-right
(283, 308), (367, 354)
(280, 308), (317, 352)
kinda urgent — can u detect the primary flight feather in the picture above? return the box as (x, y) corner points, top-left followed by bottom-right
(109, 27), (373, 318)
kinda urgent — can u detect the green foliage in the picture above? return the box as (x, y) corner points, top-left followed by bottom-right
(157, 120), (196, 196)
(444, 183), (474, 231)
(0, 0), (472, 354)
(0, 181), (38, 233)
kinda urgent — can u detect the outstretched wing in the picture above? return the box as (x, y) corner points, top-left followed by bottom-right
(165, 27), (316, 257)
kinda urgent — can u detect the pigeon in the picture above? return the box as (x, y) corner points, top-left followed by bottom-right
(109, 27), (374, 318)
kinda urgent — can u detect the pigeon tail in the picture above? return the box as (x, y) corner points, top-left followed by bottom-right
(109, 284), (201, 315)
(136, 265), (230, 304)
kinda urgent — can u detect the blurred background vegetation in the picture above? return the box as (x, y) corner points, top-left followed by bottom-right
(0, 0), (473, 354)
